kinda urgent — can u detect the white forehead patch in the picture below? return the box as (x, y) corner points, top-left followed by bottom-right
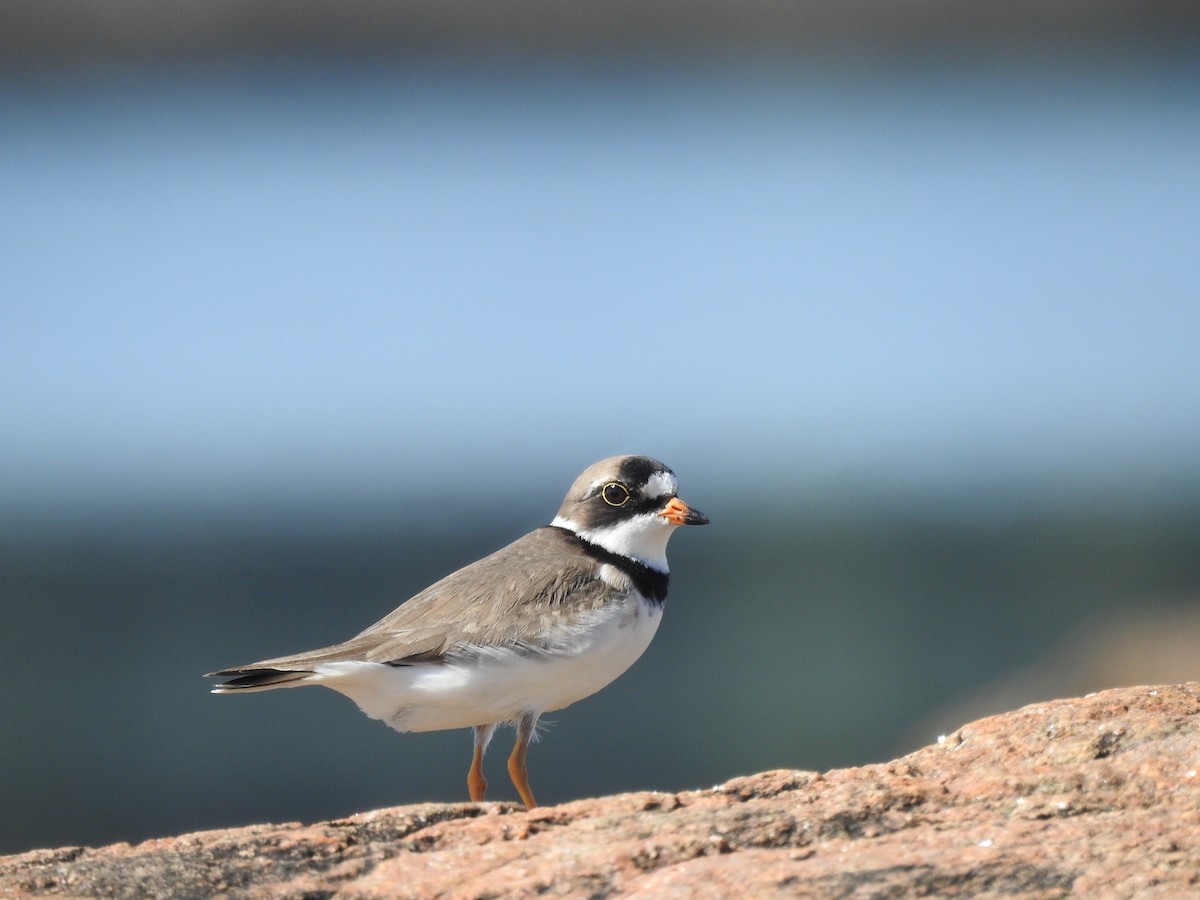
(585, 475), (612, 495)
(642, 470), (678, 500)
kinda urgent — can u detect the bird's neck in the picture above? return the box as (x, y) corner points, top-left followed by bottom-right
(548, 523), (670, 605)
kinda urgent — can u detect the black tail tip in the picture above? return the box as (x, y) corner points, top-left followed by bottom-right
(206, 667), (305, 689)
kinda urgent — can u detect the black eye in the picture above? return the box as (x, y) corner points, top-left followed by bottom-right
(601, 482), (631, 507)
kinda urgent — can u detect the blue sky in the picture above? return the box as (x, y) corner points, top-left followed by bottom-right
(3, 58), (1199, 513)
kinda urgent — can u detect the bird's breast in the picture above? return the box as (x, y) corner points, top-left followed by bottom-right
(315, 593), (663, 733)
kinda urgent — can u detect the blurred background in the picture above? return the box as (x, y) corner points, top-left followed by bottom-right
(3, 0), (1199, 857)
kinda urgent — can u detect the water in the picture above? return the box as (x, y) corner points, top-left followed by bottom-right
(2, 53), (1199, 855)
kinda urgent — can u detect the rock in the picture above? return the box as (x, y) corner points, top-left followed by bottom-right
(903, 603), (1200, 752)
(4, 683), (1200, 897)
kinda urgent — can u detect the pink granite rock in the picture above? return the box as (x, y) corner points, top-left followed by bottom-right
(4, 683), (1200, 897)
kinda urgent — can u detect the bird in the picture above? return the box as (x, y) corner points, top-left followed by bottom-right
(206, 454), (708, 809)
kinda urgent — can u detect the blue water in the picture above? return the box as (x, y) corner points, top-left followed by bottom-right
(2, 54), (1200, 857)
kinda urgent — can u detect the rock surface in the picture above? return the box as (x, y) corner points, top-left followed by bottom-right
(5, 683), (1200, 898)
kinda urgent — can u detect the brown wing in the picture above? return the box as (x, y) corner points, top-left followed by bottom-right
(208, 527), (614, 677)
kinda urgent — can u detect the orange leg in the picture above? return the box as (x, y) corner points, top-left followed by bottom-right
(508, 714), (539, 809)
(467, 741), (488, 802)
(468, 724), (495, 803)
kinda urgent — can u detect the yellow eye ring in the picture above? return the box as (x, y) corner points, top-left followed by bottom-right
(601, 482), (631, 507)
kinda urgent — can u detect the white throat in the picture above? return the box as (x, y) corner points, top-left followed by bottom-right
(551, 513), (676, 573)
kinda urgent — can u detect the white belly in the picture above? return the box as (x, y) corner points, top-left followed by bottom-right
(309, 595), (662, 732)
